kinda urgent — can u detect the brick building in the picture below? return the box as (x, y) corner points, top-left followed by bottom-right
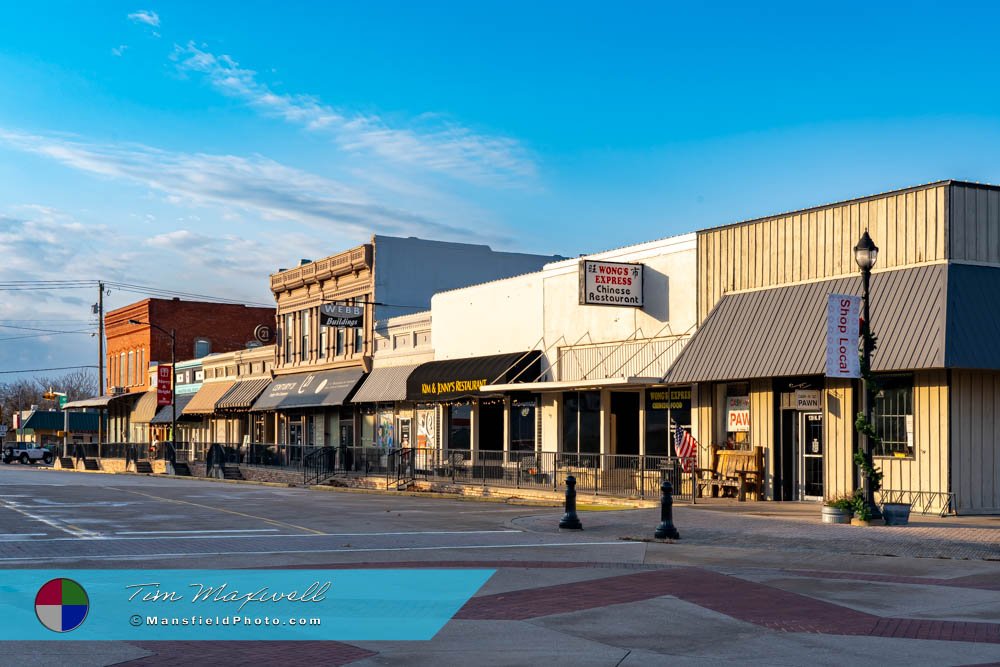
(104, 298), (275, 395)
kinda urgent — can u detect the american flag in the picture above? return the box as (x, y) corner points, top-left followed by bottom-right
(672, 419), (698, 471)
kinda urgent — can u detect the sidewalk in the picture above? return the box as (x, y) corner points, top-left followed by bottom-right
(513, 502), (1000, 561)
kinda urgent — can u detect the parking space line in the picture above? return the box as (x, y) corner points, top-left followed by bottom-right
(110, 487), (326, 535)
(0, 499), (101, 539)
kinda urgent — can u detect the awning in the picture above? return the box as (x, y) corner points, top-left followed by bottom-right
(351, 364), (418, 403)
(62, 395), (116, 409)
(20, 411), (100, 432)
(150, 393), (199, 424)
(130, 391), (160, 424)
(482, 376), (662, 393)
(183, 381), (236, 414)
(251, 368), (366, 411)
(406, 351), (542, 402)
(216, 377), (271, 411)
(665, 265), (947, 384)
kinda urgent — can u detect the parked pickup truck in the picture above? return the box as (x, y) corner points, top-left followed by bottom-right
(2, 443), (54, 465)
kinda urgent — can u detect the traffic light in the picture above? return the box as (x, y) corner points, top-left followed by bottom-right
(43, 389), (57, 400)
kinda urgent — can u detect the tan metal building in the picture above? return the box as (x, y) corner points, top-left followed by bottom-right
(666, 180), (1000, 514)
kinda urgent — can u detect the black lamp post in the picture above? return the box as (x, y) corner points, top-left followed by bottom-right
(853, 230), (881, 520)
(129, 319), (176, 461)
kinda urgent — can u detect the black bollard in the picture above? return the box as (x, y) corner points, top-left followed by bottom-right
(654, 480), (680, 540)
(559, 475), (583, 530)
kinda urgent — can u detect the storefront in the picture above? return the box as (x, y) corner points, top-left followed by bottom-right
(250, 367), (366, 462)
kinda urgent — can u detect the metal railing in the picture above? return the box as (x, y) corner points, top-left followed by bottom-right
(877, 489), (958, 517)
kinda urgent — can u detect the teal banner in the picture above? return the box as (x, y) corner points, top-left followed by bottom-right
(0, 569), (493, 640)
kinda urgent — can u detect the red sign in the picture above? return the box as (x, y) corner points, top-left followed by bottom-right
(157, 365), (173, 407)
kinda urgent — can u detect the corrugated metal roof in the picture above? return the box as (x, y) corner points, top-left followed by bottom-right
(184, 381), (236, 414)
(666, 265), (946, 384)
(216, 377), (271, 411)
(351, 364), (418, 403)
(946, 264), (1000, 370)
(150, 393), (199, 424)
(130, 391), (160, 424)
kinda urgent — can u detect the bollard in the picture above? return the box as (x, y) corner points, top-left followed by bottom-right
(559, 475), (583, 530)
(654, 480), (680, 540)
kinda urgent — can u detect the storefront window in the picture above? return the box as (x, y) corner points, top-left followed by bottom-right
(724, 383), (751, 449)
(562, 391), (600, 459)
(510, 397), (537, 453)
(873, 374), (914, 456)
(448, 404), (472, 451)
(300, 310), (311, 362)
(284, 314), (294, 363)
(645, 387), (691, 457)
(361, 409), (375, 447)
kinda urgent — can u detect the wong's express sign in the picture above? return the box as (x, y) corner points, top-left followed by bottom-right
(825, 294), (861, 379)
(579, 260), (643, 307)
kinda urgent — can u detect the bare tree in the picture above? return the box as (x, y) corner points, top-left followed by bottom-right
(0, 370), (97, 424)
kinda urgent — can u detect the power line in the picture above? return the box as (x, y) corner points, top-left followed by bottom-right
(0, 365), (98, 375)
(0, 330), (94, 342)
(0, 323), (97, 334)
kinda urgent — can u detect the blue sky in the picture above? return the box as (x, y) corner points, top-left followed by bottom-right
(2, 1), (1000, 377)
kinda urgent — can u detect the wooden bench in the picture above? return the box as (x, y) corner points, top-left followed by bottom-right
(696, 446), (763, 501)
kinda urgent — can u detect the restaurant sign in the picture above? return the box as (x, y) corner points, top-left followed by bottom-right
(826, 294), (861, 378)
(726, 396), (750, 432)
(579, 260), (643, 307)
(320, 303), (364, 328)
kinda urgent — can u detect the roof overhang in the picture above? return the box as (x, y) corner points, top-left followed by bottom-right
(481, 376), (664, 392)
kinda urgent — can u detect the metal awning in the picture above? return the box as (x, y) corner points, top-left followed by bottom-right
(130, 391), (160, 424)
(351, 364), (418, 403)
(150, 394), (199, 424)
(251, 368), (365, 411)
(665, 265), (947, 384)
(216, 377), (272, 411)
(62, 395), (115, 409)
(406, 351), (541, 402)
(183, 381), (236, 414)
(482, 376), (663, 393)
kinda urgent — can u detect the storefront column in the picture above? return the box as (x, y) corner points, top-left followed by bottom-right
(470, 401), (480, 457)
(599, 390), (611, 456)
(638, 388), (647, 457)
(541, 393), (559, 454)
(502, 396), (511, 459)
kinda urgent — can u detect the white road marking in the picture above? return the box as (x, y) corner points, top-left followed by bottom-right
(0, 529), (521, 543)
(0, 533), (48, 538)
(114, 529), (280, 535)
(0, 499), (101, 539)
(0, 541), (641, 562)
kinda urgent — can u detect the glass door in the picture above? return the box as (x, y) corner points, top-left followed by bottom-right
(800, 412), (823, 500)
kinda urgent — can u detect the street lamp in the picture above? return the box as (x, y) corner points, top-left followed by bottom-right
(853, 230), (881, 520)
(128, 319), (176, 463)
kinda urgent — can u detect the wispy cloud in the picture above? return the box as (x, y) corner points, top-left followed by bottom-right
(0, 128), (486, 242)
(172, 42), (536, 186)
(127, 10), (160, 28)
(111, 45), (128, 57)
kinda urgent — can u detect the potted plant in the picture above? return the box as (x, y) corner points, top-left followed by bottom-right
(850, 490), (872, 526)
(822, 495), (854, 524)
(882, 500), (912, 526)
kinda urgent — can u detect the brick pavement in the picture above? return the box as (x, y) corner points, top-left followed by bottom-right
(121, 641), (376, 666)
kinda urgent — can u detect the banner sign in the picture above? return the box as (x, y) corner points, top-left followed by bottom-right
(579, 260), (643, 307)
(319, 304), (363, 328)
(826, 294), (861, 378)
(156, 365), (172, 407)
(0, 569), (491, 641)
(726, 396), (750, 432)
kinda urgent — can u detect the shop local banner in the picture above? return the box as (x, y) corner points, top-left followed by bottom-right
(0, 569), (492, 640)
(826, 294), (861, 379)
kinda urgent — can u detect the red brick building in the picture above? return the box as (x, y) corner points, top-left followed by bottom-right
(104, 298), (275, 394)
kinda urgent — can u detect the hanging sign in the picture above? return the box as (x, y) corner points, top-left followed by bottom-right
(795, 389), (821, 410)
(579, 260), (643, 307)
(320, 303), (364, 328)
(156, 365), (172, 407)
(726, 396), (750, 432)
(826, 294), (861, 378)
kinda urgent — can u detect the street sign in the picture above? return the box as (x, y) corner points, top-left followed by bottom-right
(0, 425), (7, 437)
(58, 395), (67, 409)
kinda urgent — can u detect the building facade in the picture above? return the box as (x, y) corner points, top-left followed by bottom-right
(667, 180), (1000, 513)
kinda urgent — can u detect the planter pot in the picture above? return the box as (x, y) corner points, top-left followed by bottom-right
(882, 502), (912, 526)
(850, 517), (871, 527)
(821, 506), (852, 524)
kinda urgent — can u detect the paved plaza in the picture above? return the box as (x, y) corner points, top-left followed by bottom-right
(0, 465), (997, 666)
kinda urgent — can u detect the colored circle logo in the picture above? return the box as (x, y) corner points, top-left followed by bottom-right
(35, 578), (89, 633)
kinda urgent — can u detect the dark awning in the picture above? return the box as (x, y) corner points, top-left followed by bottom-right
(665, 265), (947, 384)
(216, 377), (272, 411)
(21, 411), (100, 432)
(251, 368), (365, 411)
(406, 351), (542, 402)
(150, 393), (200, 424)
(352, 364), (418, 403)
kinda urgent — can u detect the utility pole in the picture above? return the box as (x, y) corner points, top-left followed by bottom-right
(97, 281), (105, 456)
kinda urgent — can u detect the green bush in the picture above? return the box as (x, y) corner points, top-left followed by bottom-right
(825, 495), (855, 512)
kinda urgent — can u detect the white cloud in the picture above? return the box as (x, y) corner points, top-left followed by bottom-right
(127, 10), (160, 28)
(0, 128), (483, 241)
(111, 45), (129, 57)
(172, 42), (536, 186)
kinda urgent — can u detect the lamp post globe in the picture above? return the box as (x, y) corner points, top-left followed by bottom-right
(854, 230), (879, 271)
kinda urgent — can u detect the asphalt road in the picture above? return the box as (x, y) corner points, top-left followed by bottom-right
(1, 466), (999, 667)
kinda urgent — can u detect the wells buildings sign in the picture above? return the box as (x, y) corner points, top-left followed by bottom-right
(320, 303), (364, 328)
(579, 260), (643, 307)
